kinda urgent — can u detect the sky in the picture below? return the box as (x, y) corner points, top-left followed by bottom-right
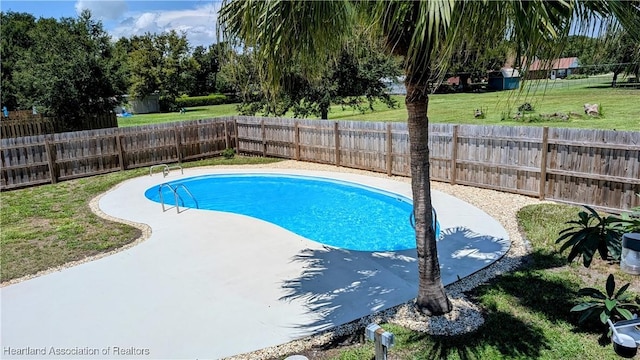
(2, 0), (222, 47)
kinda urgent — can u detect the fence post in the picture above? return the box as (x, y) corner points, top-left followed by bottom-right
(294, 121), (300, 161)
(539, 126), (549, 200)
(45, 135), (58, 184)
(174, 125), (182, 163)
(451, 125), (459, 185)
(334, 121), (340, 166)
(224, 120), (230, 150)
(115, 129), (125, 171)
(386, 123), (393, 176)
(234, 118), (239, 152)
(108, 112), (118, 128)
(261, 119), (267, 157)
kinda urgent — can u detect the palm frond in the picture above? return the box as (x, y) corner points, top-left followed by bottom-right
(219, 0), (354, 97)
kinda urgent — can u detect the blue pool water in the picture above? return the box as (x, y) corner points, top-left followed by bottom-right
(144, 174), (439, 251)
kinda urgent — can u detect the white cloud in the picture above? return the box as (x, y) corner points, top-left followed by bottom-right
(110, 3), (221, 47)
(75, 0), (128, 20)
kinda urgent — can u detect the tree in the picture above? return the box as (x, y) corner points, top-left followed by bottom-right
(126, 31), (195, 110)
(0, 12), (36, 110)
(235, 36), (401, 119)
(602, 29), (640, 86)
(446, 37), (514, 90)
(8, 10), (126, 129)
(323, 36), (402, 118)
(218, 48), (262, 110)
(556, 35), (606, 75)
(219, 0), (640, 316)
(188, 44), (222, 96)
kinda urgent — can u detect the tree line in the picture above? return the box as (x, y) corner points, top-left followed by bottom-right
(1, 10), (637, 125)
(559, 33), (639, 84)
(1, 11), (126, 126)
(1, 10), (230, 119)
(0, 10), (405, 122)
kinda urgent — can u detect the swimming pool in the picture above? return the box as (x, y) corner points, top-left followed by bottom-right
(144, 174), (440, 251)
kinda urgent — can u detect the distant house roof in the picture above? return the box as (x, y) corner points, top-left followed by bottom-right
(528, 57), (579, 71)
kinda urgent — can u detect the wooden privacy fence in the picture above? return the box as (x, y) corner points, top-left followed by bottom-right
(1, 115), (54, 139)
(1, 112), (118, 139)
(1, 115), (638, 211)
(234, 116), (639, 212)
(1, 118), (236, 189)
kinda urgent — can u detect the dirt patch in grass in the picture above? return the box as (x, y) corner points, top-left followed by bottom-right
(566, 260), (640, 294)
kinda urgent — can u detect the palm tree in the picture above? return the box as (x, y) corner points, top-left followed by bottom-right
(219, 0), (640, 316)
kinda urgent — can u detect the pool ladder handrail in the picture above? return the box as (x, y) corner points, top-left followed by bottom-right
(150, 163), (184, 177)
(158, 183), (199, 213)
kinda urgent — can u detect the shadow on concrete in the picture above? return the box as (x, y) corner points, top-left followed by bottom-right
(438, 226), (510, 284)
(279, 226), (510, 334)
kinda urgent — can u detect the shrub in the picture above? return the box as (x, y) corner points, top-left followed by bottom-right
(222, 148), (235, 159)
(566, 74), (589, 80)
(159, 96), (179, 112)
(571, 274), (638, 325)
(175, 94), (235, 108)
(556, 205), (624, 267)
(556, 202), (640, 268)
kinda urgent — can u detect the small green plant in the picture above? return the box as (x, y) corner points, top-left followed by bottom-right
(222, 148), (236, 159)
(556, 205), (623, 267)
(571, 274), (638, 325)
(519, 114), (544, 123)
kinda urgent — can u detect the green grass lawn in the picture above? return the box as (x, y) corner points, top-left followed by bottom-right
(120, 74), (640, 131)
(118, 103), (239, 127)
(329, 75), (640, 130)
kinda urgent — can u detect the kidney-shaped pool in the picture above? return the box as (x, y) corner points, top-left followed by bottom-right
(145, 174), (440, 251)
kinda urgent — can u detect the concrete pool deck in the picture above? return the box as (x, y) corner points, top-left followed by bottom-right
(1, 168), (509, 359)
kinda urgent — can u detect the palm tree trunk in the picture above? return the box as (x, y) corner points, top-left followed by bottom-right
(405, 77), (452, 316)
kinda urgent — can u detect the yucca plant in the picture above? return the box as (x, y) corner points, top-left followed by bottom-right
(571, 274), (638, 325)
(556, 206), (623, 267)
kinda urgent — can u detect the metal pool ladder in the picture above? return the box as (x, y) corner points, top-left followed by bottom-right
(158, 183), (199, 213)
(150, 163), (184, 177)
(409, 208), (438, 231)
